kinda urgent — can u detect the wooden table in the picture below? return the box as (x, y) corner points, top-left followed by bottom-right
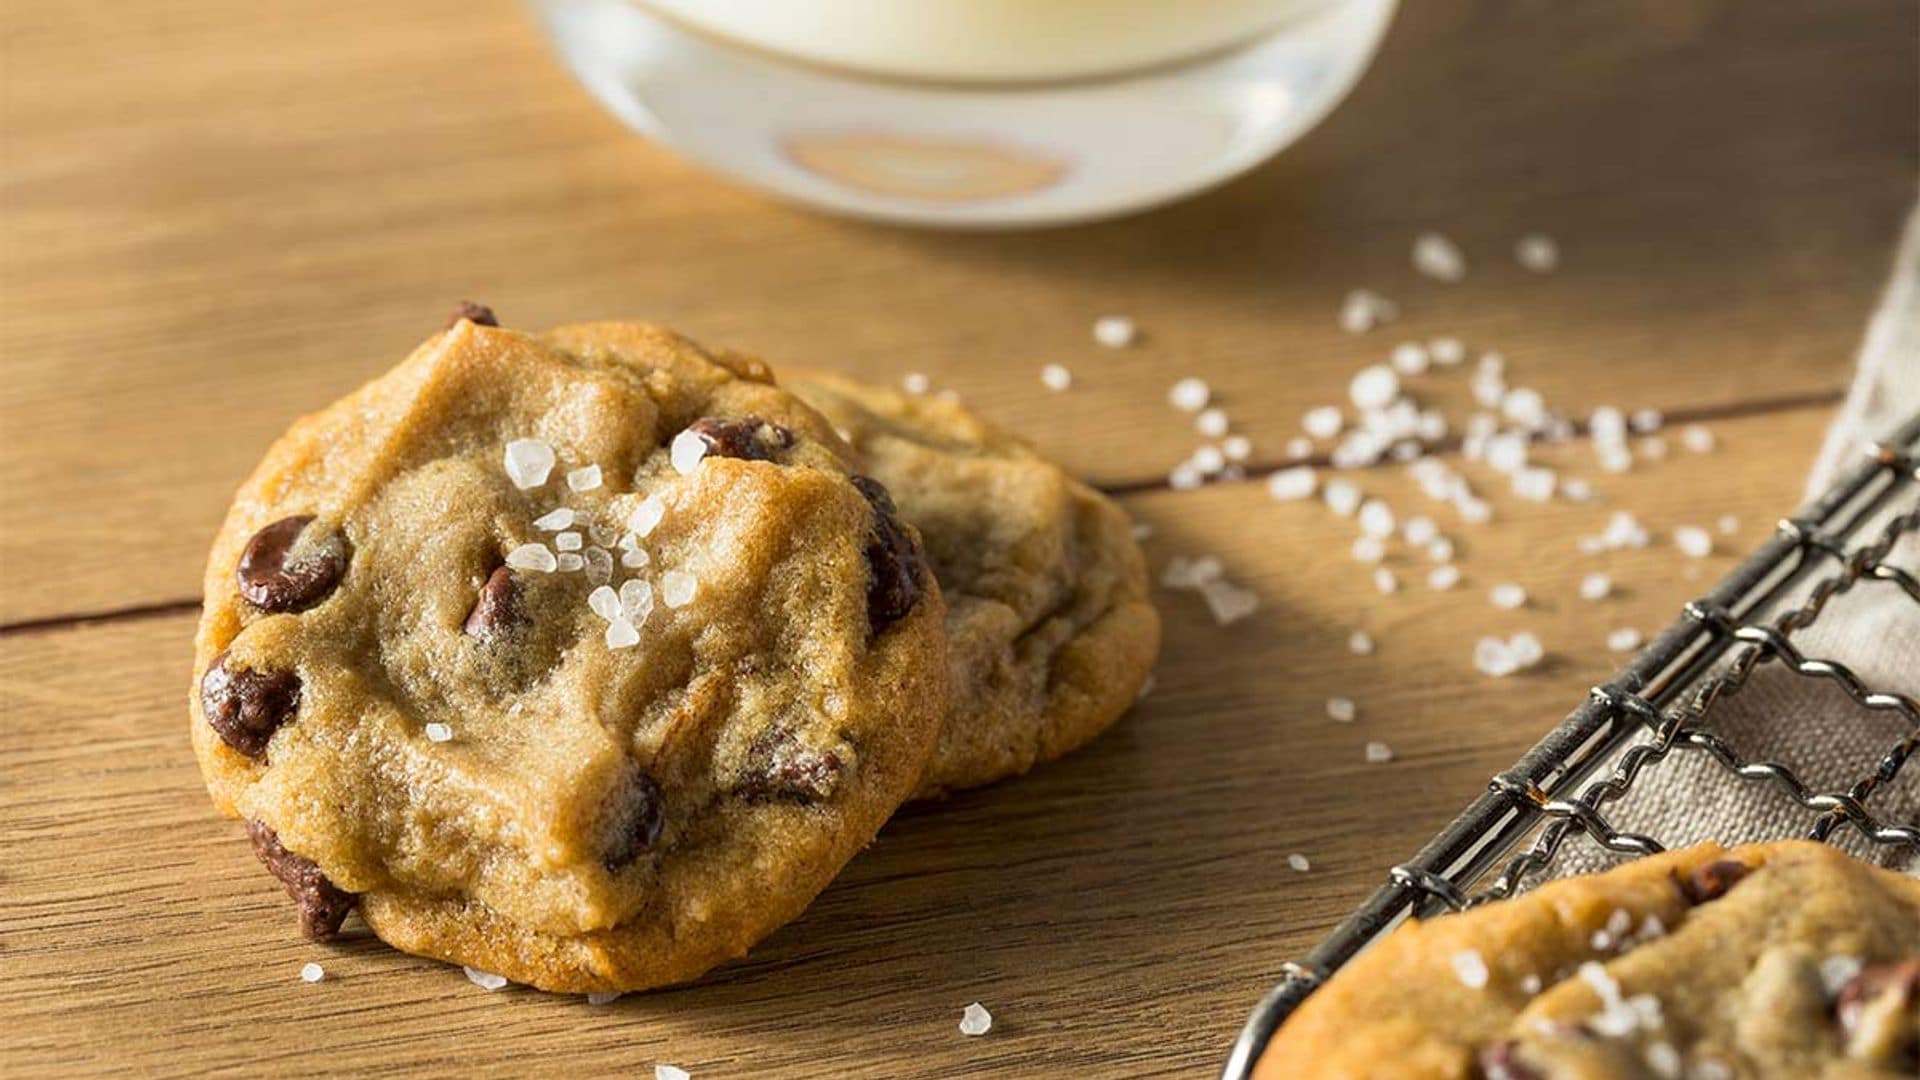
(3, 2), (1913, 1076)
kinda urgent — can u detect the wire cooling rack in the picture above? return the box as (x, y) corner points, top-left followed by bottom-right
(1221, 411), (1920, 1080)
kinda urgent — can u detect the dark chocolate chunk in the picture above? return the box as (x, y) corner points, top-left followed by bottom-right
(683, 416), (794, 462)
(201, 650), (301, 760)
(237, 515), (349, 613)
(1477, 1041), (1544, 1080)
(446, 301), (498, 328)
(850, 475), (925, 633)
(1676, 859), (1750, 905)
(463, 566), (524, 640)
(600, 766), (666, 871)
(736, 728), (844, 803)
(246, 820), (357, 941)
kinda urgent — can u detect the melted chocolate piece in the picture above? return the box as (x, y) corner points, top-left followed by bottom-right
(237, 515), (349, 613)
(446, 300), (498, 328)
(683, 416), (794, 462)
(463, 566), (524, 641)
(1676, 859), (1750, 905)
(600, 766), (666, 871)
(737, 728), (844, 803)
(850, 475), (925, 633)
(246, 820), (356, 941)
(200, 650), (301, 759)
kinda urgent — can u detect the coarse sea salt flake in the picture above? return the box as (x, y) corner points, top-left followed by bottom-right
(1364, 741), (1394, 764)
(670, 429), (709, 475)
(1451, 950), (1490, 989)
(1349, 630), (1376, 656)
(1490, 583), (1527, 610)
(1201, 580), (1258, 625)
(1580, 573), (1612, 601)
(505, 543), (557, 573)
(1413, 232), (1467, 282)
(1608, 627), (1644, 652)
(661, 571), (698, 608)
(1428, 565), (1462, 591)
(1287, 853), (1311, 872)
(628, 496), (666, 537)
(959, 1002), (993, 1036)
(587, 991), (622, 1005)
(1222, 434), (1252, 462)
(1196, 408), (1230, 438)
(1169, 377), (1210, 412)
(1391, 342), (1430, 375)
(1682, 424), (1716, 453)
(556, 553), (584, 572)
(604, 617), (640, 649)
(1718, 514), (1739, 536)
(424, 722), (453, 743)
(588, 585), (622, 621)
(533, 508), (574, 531)
(1373, 568), (1399, 595)
(1093, 315), (1137, 348)
(300, 962), (325, 983)
(621, 548), (650, 569)
(1303, 405), (1344, 439)
(1675, 526), (1712, 558)
(655, 1067), (691, 1080)
(1040, 364), (1072, 392)
(1515, 233), (1559, 272)
(555, 531), (583, 552)
(1191, 444), (1227, 475)
(1351, 536), (1385, 564)
(504, 439), (555, 489)
(902, 372), (931, 395)
(465, 967), (509, 991)
(1326, 697), (1356, 722)
(567, 465), (603, 492)
(1324, 479), (1362, 516)
(1263, 466), (1317, 503)
(1430, 337), (1465, 365)
(1349, 365), (1401, 411)
(1509, 632), (1544, 668)
(1358, 499), (1396, 539)
(620, 578), (654, 622)
(1475, 637), (1518, 678)
(584, 547), (613, 585)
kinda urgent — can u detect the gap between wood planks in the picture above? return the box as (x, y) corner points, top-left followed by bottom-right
(0, 388), (1845, 639)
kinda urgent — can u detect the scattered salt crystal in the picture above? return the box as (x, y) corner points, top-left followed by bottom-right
(1515, 233), (1559, 272)
(1373, 568), (1400, 595)
(567, 465), (603, 493)
(556, 553), (584, 572)
(1589, 406), (1627, 443)
(1358, 500), (1396, 539)
(1455, 497), (1493, 524)
(1579, 573), (1612, 601)
(1598, 444), (1634, 473)
(604, 617), (640, 649)
(1603, 511), (1651, 549)
(1169, 463), (1204, 490)
(1169, 377), (1210, 412)
(586, 991), (622, 1006)
(1201, 580), (1259, 625)
(1364, 741), (1395, 764)
(628, 495), (666, 537)
(959, 1002), (993, 1037)
(588, 519), (619, 547)
(1490, 583), (1527, 610)
(1717, 514), (1739, 536)
(300, 962), (325, 983)
(1501, 387), (1547, 429)
(1388, 341), (1431, 376)
(620, 547), (650, 569)
(1519, 974), (1542, 995)
(1040, 364), (1072, 392)
(1287, 853), (1311, 872)
(1681, 424), (1716, 453)
(1819, 955), (1865, 995)
(1285, 436), (1314, 459)
(1428, 565), (1462, 591)
(1339, 289), (1398, 333)
(1512, 467), (1557, 502)
(1132, 522), (1153, 541)
(1195, 408), (1230, 438)
(1427, 536), (1456, 563)
(660, 571), (698, 608)
(1303, 405), (1345, 439)
(1348, 631), (1376, 656)
(1324, 479), (1362, 516)
(620, 578), (655, 622)
(1267, 467), (1317, 502)
(1401, 515), (1437, 546)
(1349, 365), (1401, 411)
(656, 1067), (691, 1080)
(1560, 477), (1594, 502)
(1638, 436), (1668, 461)
(1412, 232), (1467, 282)
(1508, 632), (1544, 669)
(1629, 408), (1664, 434)
(670, 429), (709, 475)
(1451, 950), (1490, 989)
(1605, 908), (1633, 939)
(1191, 444), (1227, 474)
(505, 543), (557, 573)
(555, 531), (583, 552)
(588, 585), (623, 622)
(533, 508), (574, 531)
(424, 722), (453, 743)
(1430, 337), (1465, 365)
(1643, 1042), (1681, 1080)
(584, 546), (613, 585)
(1222, 435), (1252, 462)
(902, 372), (931, 395)
(1326, 697), (1356, 722)
(1093, 315), (1137, 348)
(1675, 526), (1712, 558)
(1161, 555), (1223, 590)
(464, 967), (509, 991)
(1475, 637), (1518, 678)
(1351, 536), (1385, 564)
(1607, 627), (1644, 652)
(504, 438), (555, 489)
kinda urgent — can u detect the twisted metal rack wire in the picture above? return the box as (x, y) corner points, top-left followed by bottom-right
(1221, 411), (1920, 1080)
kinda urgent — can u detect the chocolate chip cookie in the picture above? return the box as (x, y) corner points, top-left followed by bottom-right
(782, 371), (1158, 798)
(1256, 841), (1920, 1078)
(191, 315), (947, 992)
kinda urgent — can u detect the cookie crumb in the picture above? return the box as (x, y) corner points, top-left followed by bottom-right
(661, 570), (698, 609)
(1093, 315), (1137, 348)
(464, 966), (509, 992)
(424, 723), (453, 743)
(959, 1002), (993, 1036)
(299, 962), (325, 983)
(1287, 853), (1311, 872)
(504, 439), (556, 490)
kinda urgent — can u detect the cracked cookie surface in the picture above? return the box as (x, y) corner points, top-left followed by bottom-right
(191, 318), (946, 992)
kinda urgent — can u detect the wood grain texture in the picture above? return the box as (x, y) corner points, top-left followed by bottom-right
(1, 0), (1913, 622)
(1, 406), (1836, 1078)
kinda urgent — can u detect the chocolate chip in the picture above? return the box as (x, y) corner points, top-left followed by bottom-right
(600, 766), (666, 871)
(246, 820), (356, 941)
(1676, 859), (1750, 904)
(237, 515), (349, 613)
(463, 566), (525, 640)
(851, 475), (926, 633)
(683, 416), (794, 461)
(200, 650), (301, 759)
(446, 301), (498, 328)
(736, 728), (844, 802)
(1476, 1041), (1544, 1080)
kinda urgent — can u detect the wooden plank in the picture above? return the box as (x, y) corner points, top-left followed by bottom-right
(0, 406), (1834, 1078)
(1, 0), (1912, 622)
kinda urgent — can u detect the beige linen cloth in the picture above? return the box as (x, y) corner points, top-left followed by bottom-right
(1554, 203), (1920, 878)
